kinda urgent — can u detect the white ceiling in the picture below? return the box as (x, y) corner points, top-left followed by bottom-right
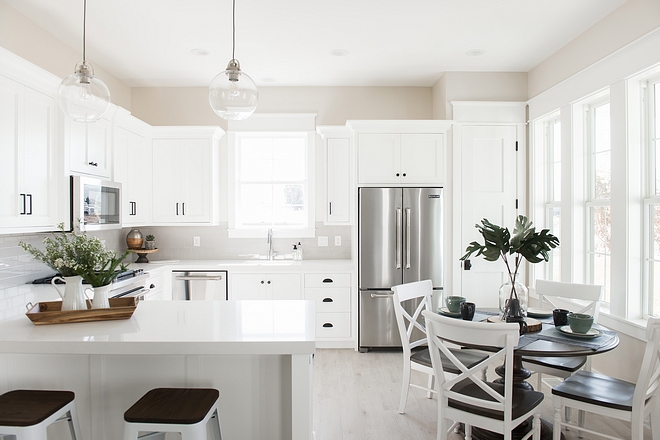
(5, 0), (626, 88)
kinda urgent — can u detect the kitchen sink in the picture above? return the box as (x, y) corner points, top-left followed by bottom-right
(239, 259), (295, 266)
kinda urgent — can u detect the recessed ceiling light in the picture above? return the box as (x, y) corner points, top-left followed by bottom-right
(191, 48), (210, 56)
(465, 49), (486, 57)
(330, 49), (349, 57)
(261, 77), (276, 83)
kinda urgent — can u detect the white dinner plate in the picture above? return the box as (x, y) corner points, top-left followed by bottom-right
(557, 325), (603, 339)
(437, 307), (461, 318)
(526, 307), (553, 318)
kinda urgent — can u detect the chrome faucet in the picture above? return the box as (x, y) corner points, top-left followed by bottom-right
(267, 228), (276, 260)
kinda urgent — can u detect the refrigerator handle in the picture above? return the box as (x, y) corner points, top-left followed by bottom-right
(396, 208), (402, 269)
(405, 207), (411, 269)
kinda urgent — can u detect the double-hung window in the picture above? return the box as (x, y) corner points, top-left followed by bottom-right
(586, 99), (612, 302)
(545, 116), (562, 281)
(228, 129), (316, 238)
(644, 75), (660, 316)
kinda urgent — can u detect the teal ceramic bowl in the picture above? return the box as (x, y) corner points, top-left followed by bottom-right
(445, 296), (466, 313)
(567, 313), (594, 334)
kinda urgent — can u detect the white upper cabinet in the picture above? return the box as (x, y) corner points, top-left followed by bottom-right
(0, 75), (62, 232)
(350, 121), (452, 186)
(317, 126), (352, 225)
(67, 116), (112, 178)
(151, 127), (224, 225)
(114, 110), (150, 226)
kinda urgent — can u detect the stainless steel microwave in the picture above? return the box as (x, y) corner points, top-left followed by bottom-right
(71, 176), (122, 231)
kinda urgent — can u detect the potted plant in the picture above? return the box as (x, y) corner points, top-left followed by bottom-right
(19, 223), (126, 310)
(460, 215), (559, 321)
(144, 234), (156, 250)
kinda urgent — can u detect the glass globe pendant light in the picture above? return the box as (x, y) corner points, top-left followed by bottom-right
(57, 0), (111, 122)
(208, 0), (258, 121)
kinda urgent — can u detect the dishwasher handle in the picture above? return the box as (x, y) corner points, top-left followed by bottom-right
(176, 275), (223, 281)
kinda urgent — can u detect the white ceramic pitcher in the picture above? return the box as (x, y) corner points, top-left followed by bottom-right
(51, 275), (88, 311)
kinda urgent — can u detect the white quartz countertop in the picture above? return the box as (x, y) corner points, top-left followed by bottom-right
(129, 258), (354, 273)
(0, 300), (316, 356)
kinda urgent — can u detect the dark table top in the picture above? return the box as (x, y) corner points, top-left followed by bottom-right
(440, 308), (620, 358)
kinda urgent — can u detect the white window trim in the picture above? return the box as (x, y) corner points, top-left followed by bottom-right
(227, 130), (316, 239)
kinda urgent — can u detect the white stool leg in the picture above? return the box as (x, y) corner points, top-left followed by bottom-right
(180, 422), (207, 440)
(66, 405), (83, 440)
(209, 409), (223, 440)
(123, 422), (141, 440)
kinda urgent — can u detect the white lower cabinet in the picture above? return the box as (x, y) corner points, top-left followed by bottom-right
(304, 273), (351, 342)
(143, 270), (168, 301)
(230, 273), (301, 300)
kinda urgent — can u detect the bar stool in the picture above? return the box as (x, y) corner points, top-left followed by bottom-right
(0, 389), (82, 439)
(123, 388), (223, 440)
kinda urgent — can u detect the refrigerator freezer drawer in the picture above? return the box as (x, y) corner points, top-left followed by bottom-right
(359, 290), (401, 348)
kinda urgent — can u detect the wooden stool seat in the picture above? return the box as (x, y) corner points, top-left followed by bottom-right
(124, 388), (223, 440)
(0, 389), (81, 439)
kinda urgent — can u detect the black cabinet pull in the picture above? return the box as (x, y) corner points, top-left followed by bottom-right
(322, 323), (333, 328)
(20, 193), (26, 215)
(182, 202), (185, 216)
(150, 284), (155, 289)
(322, 298), (333, 303)
(88, 161), (98, 167)
(322, 278), (333, 283)
(27, 194), (32, 215)
(329, 202), (332, 215)
(176, 203), (179, 215)
(464, 259), (472, 270)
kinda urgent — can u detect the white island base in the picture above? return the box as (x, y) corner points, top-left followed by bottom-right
(0, 300), (316, 440)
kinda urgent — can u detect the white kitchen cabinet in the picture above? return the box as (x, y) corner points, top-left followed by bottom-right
(114, 112), (150, 226)
(230, 273), (301, 300)
(151, 127), (223, 225)
(304, 273), (351, 341)
(318, 126), (352, 225)
(0, 75), (62, 232)
(67, 116), (112, 178)
(357, 133), (445, 185)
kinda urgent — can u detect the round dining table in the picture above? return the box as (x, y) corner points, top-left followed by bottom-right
(450, 309), (620, 440)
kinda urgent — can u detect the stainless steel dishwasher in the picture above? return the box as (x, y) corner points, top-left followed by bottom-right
(172, 271), (228, 300)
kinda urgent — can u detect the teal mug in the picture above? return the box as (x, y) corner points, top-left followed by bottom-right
(445, 296), (466, 313)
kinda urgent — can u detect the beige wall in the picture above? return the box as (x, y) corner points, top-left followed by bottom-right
(0, 1), (131, 110)
(431, 72), (528, 119)
(131, 86), (434, 127)
(528, 0), (660, 98)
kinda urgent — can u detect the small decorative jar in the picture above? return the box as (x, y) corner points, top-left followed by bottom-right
(126, 229), (144, 250)
(499, 281), (529, 319)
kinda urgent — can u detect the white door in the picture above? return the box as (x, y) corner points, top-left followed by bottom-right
(459, 125), (518, 308)
(179, 139), (210, 223)
(86, 118), (111, 178)
(268, 274), (302, 300)
(230, 274), (268, 300)
(115, 127), (147, 225)
(326, 138), (350, 223)
(152, 139), (181, 222)
(0, 76), (22, 227)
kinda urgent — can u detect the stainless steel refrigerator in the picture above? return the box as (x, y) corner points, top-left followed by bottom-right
(358, 187), (443, 351)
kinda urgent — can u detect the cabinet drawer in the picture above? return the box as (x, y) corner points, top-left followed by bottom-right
(315, 313), (350, 339)
(304, 273), (350, 288)
(304, 288), (350, 312)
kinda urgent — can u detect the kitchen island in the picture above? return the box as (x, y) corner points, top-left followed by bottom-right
(0, 300), (316, 440)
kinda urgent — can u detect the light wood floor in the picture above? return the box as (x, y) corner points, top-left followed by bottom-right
(313, 349), (652, 440)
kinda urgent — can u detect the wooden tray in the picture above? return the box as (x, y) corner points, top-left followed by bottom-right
(25, 297), (137, 325)
(487, 315), (543, 333)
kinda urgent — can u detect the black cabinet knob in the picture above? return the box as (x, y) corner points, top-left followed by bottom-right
(402, 173), (407, 177)
(322, 298), (333, 303)
(260, 281), (264, 284)
(322, 323), (334, 328)
(396, 173), (400, 177)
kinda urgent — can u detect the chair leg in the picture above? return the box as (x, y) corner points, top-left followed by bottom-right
(651, 404), (660, 440)
(210, 409), (223, 440)
(533, 413), (541, 440)
(577, 409), (585, 438)
(426, 372), (434, 399)
(66, 406), (83, 440)
(399, 361), (411, 414)
(465, 424), (472, 440)
(553, 397), (562, 440)
(536, 372), (542, 391)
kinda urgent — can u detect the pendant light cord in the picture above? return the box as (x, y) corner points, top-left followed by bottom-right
(82, 0), (87, 62)
(231, 0), (236, 60)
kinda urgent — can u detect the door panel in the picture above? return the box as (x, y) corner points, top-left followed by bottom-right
(403, 188), (443, 287)
(460, 125), (517, 302)
(358, 188), (402, 288)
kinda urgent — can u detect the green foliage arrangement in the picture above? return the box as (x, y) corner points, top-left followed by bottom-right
(19, 223), (129, 287)
(145, 234), (155, 241)
(460, 215), (560, 293)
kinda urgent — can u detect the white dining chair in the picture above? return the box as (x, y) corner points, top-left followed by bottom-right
(391, 280), (487, 414)
(523, 280), (603, 390)
(422, 310), (543, 440)
(551, 316), (660, 439)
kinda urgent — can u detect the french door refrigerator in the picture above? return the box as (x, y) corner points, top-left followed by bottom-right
(358, 187), (443, 351)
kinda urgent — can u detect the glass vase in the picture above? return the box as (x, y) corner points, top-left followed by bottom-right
(499, 281), (529, 319)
